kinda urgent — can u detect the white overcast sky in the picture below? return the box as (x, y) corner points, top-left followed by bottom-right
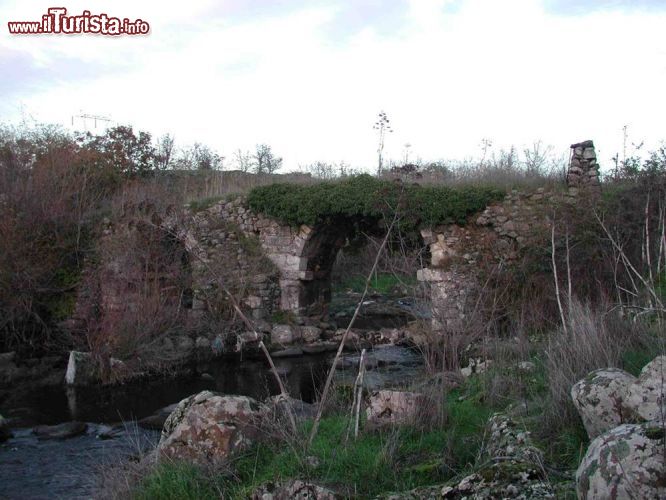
(1, 0), (665, 171)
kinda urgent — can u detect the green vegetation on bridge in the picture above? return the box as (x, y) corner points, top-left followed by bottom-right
(247, 174), (505, 228)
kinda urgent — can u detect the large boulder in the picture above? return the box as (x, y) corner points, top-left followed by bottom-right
(158, 391), (263, 464)
(366, 390), (425, 429)
(576, 422), (666, 499)
(571, 368), (637, 439)
(625, 355), (666, 423)
(251, 480), (340, 499)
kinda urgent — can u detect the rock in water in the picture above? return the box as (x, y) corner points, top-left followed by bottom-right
(65, 351), (97, 386)
(158, 391), (262, 465)
(570, 367), (636, 439)
(271, 324), (299, 345)
(625, 355), (666, 423)
(576, 423), (666, 499)
(32, 421), (88, 440)
(64, 351), (126, 385)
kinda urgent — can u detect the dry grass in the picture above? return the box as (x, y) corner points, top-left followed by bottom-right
(543, 298), (643, 427)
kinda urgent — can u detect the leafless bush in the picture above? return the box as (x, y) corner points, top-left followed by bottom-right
(0, 123), (114, 351)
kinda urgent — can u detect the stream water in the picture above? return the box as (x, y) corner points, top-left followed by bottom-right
(0, 346), (423, 499)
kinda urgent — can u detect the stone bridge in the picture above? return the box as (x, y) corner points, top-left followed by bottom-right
(183, 140), (601, 331)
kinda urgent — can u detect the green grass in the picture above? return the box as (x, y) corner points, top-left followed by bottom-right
(133, 462), (222, 500)
(134, 389), (495, 498)
(333, 272), (417, 295)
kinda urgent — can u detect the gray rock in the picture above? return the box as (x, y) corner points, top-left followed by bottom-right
(33, 421), (87, 440)
(625, 355), (666, 423)
(366, 390), (425, 429)
(571, 367), (636, 439)
(96, 423), (126, 440)
(64, 351), (126, 386)
(271, 347), (304, 358)
(378, 414), (556, 499)
(158, 391), (262, 465)
(271, 324), (299, 345)
(251, 480), (340, 499)
(576, 422), (666, 499)
(302, 342), (338, 354)
(65, 351), (98, 386)
(301, 326), (322, 344)
(195, 336), (211, 350)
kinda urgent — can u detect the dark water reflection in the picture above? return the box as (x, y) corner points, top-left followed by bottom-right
(2, 353), (331, 427)
(0, 353), (331, 500)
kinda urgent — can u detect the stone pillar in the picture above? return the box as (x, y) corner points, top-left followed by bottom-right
(417, 228), (474, 333)
(568, 140), (600, 192)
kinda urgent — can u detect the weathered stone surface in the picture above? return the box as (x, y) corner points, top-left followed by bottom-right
(64, 351), (126, 385)
(366, 390), (425, 429)
(576, 422), (666, 500)
(158, 391), (262, 464)
(378, 414), (557, 499)
(625, 355), (666, 423)
(32, 421), (88, 440)
(65, 351), (97, 386)
(271, 324), (299, 345)
(301, 326), (322, 343)
(251, 480), (340, 499)
(571, 368), (637, 439)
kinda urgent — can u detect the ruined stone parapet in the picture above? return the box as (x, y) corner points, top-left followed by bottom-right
(568, 140), (600, 192)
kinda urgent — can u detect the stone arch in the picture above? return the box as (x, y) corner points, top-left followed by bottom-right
(256, 214), (420, 315)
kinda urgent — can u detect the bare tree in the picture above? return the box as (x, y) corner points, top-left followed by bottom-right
(306, 161), (336, 179)
(154, 134), (175, 170)
(373, 111), (393, 177)
(523, 140), (553, 176)
(233, 149), (254, 173)
(192, 143), (223, 171)
(253, 144), (282, 174)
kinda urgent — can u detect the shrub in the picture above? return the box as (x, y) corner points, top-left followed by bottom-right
(247, 174), (505, 229)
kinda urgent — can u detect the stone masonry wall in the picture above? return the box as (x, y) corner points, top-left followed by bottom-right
(181, 198), (318, 316)
(417, 140), (601, 333)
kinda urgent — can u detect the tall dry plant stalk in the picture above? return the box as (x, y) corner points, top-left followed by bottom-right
(308, 211), (399, 447)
